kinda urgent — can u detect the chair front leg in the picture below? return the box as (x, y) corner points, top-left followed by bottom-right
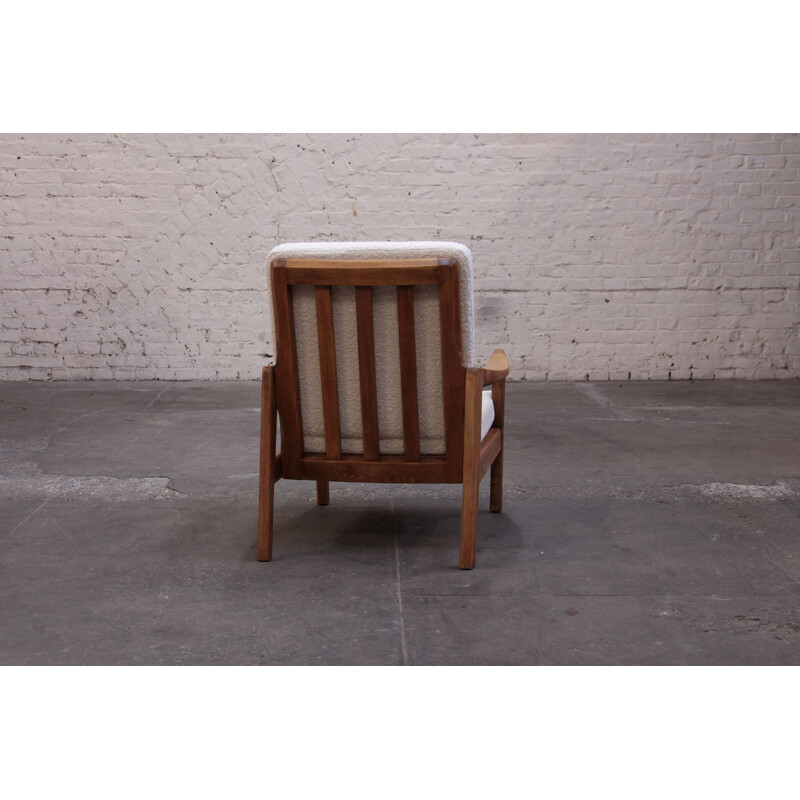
(460, 368), (484, 569)
(258, 365), (278, 561)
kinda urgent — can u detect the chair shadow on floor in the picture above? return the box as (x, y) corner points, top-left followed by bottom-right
(267, 499), (525, 567)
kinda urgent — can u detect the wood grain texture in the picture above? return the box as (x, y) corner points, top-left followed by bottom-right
(355, 285), (380, 461)
(396, 285), (420, 461)
(479, 428), (502, 480)
(300, 454), (449, 484)
(284, 263), (440, 286)
(271, 263), (304, 478)
(316, 479), (330, 506)
(483, 348), (510, 385)
(490, 379), (506, 512)
(315, 285), (342, 460)
(460, 368), (484, 569)
(283, 258), (442, 270)
(258, 365), (279, 561)
(438, 260), (466, 482)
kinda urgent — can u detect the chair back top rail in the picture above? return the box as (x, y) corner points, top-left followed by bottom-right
(281, 258), (442, 285)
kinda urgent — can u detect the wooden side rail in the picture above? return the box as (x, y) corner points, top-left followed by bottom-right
(459, 348), (509, 569)
(482, 349), (510, 385)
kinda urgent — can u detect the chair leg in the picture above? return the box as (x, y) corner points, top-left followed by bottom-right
(460, 475), (479, 569)
(258, 366), (278, 561)
(316, 480), (330, 505)
(489, 379), (505, 513)
(460, 369), (483, 569)
(489, 452), (503, 513)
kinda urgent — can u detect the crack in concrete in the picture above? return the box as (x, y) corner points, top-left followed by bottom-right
(391, 498), (410, 666)
(7, 498), (49, 536)
(142, 386), (169, 411)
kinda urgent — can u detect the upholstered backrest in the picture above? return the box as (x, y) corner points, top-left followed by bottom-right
(266, 242), (475, 457)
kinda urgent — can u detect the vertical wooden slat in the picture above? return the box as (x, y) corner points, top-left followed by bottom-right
(355, 286), (380, 461)
(315, 285), (342, 460)
(396, 285), (420, 461)
(438, 260), (465, 481)
(271, 263), (303, 477)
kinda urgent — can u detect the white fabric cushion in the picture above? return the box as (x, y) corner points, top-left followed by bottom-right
(266, 242), (478, 455)
(481, 388), (495, 441)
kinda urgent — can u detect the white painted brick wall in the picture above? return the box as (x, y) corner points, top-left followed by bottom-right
(1, 133), (798, 381)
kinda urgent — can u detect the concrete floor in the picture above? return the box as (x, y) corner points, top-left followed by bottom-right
(1, 379), (799, 665)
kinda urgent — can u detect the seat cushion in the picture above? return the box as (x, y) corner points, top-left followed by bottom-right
(481, 388), (495, 441)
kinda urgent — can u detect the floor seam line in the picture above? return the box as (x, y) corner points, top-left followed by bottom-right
(392, 499), (410, 666)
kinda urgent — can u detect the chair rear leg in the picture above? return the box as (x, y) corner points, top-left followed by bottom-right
(489, 379), (506, 513)
(489, 452), (504, 513)
(316, 480), (330, 505)
(258, 366), (278, 561)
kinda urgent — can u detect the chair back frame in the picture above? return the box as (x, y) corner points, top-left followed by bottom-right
(271, 256), (466, 484)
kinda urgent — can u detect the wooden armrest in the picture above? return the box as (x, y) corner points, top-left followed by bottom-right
(482, 349), (510, 385)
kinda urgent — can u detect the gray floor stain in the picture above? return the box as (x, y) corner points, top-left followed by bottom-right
(692, 482), (796, 500)
(0, 473), (179, 501)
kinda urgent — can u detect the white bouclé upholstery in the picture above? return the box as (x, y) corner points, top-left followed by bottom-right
(266, 242), (490, 455)
(480, 388), (494, 441)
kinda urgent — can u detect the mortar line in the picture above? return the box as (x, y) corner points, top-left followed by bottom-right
(266, 154), (281, 242)
(392, 499), (410, 666)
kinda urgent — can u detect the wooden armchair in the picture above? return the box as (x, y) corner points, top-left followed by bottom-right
(257, 242), (509, 569)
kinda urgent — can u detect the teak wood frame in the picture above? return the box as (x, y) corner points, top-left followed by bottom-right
(258, 257), (509, 569)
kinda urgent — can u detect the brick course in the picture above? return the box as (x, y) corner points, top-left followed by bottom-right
(1, 133), (798, 380)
